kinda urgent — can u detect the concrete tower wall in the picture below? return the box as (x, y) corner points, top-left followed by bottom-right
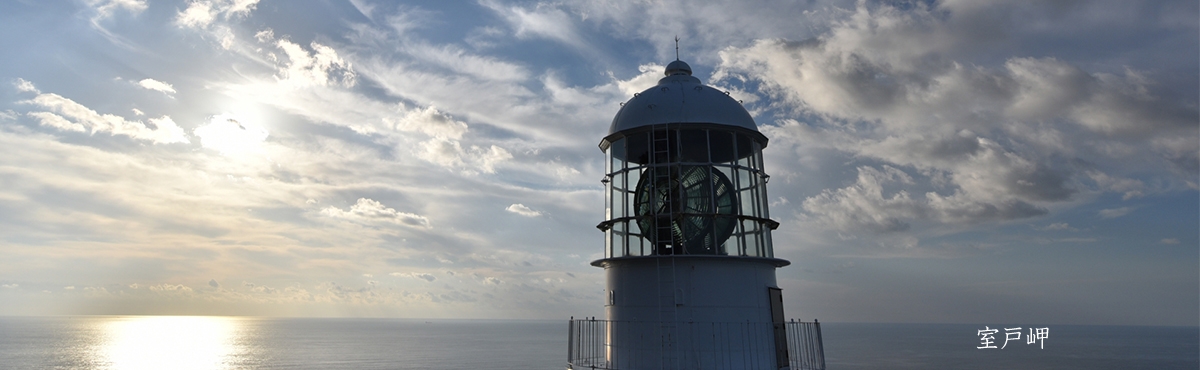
(599, 257), (787, 369)
(602, 257), (781, 324)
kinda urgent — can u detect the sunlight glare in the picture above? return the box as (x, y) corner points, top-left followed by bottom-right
(194, 113), (269, 157)
(99, 316), (241, 370)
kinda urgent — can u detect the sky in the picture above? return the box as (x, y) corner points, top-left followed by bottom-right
(0, 0), (1195, 326)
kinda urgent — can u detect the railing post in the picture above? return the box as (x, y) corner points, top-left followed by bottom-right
(814, 319), (824, 370)
(568, 317), (575, 368)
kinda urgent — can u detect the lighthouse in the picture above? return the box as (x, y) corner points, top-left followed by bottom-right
(567, 59), (824, 370)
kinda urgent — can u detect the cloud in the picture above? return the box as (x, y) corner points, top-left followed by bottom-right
(1160, 238), (1180, 245)
(88, 0), (148, 20)
(481, 0), (588, 50)
(391, 272), (436, 282)
(208, 279), (220, 288)
(416, 138), (512, 174)
(27, 112), (86, 132)
(176, 0), (260, 28)
(322, 198), (430, 228)
(19, 81), (189, 144)
(1039, 223), (1075, 231)
(386, 106), (468, 140)
(1099, 207), (1133, 219)
(177, 1), (217, 28)
(273, 39), (357, 88)
(505, 203), (542, 217)
(148, 284), (194, 292)
(406, 42), (530, 82)
(174, 0), (262, 49)
(13, 78), (39, 94)
(348, 0), (375, 19)
(137, 78), (177, 95)
(801, 166), (920, 233)
(1, 284), (17, 289)
(709, 2), (1196, 234)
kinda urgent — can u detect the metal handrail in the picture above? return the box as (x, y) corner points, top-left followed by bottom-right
(566, 318), (825, 370)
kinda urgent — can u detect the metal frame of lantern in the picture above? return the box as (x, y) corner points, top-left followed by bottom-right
(597, 123), (779, 259)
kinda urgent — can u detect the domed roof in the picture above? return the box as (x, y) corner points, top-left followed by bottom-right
(607, 61), (759, 136)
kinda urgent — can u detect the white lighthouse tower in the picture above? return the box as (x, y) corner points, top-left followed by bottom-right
(567, 59), (824, 370)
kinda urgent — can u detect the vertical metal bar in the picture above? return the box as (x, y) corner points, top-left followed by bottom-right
(587, 318), (593, 366)
(740, 321), (748, 369)
(814, 320), (824, 370)
(811, 322), (819, 369)
(568, 317), (574, 367)
(592, 317), (597, 365)
(579, 318), (585, 366)
(799, 322), (807, 369)
(794, 321), (802, 369)
(787, 319), (796, 367)
(807, 322), (815, 369)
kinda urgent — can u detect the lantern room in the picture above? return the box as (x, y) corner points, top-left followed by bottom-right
(596, 60), (779, 260)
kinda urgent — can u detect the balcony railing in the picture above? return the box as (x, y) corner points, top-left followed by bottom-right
(567, 318), (825, 370)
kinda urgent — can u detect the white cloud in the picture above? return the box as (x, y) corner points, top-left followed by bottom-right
(20, 82), (189, 144)
(137, 78), (176, 95)
(274, 40), (356, 87)
(390, 272), (436, 282)
(506, 204), (542, 217)
(13, 78), (39, 94)
(408, 42), (530, 82)
(27, 112), (87, 132)
(801, 166), (921, 232)
(615, 64), (666, 97)
(386, 106), (468, 140)
(416, 138), (512, 174)
(481, 0), (587, 50)
(1160, 238), (1180, 245)
(322, 198), (430, 228)
(1, 284), (17, 289)
(1040, 223), (1075, 231)
(225, 0), (260, 16)
(176, 0), (261, 28)
(88, 0), (148, 19)
(348, 0), (375, 19)
(176, 1), (216, 28)
(1099, 207), (1133, 219)
(148, 284), (194, 292)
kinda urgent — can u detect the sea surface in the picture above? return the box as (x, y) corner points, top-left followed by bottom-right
(0, 316), (1196, 369)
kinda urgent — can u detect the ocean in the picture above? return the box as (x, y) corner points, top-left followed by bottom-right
(1, 316), (1195, 369)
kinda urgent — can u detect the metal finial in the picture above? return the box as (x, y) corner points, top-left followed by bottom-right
(674, 36), (680, 61)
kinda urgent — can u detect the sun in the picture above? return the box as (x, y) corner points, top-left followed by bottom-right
(193, 112), (270, 157)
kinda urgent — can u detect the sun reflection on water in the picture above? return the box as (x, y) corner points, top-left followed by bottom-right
(98, 316), (244, 370)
